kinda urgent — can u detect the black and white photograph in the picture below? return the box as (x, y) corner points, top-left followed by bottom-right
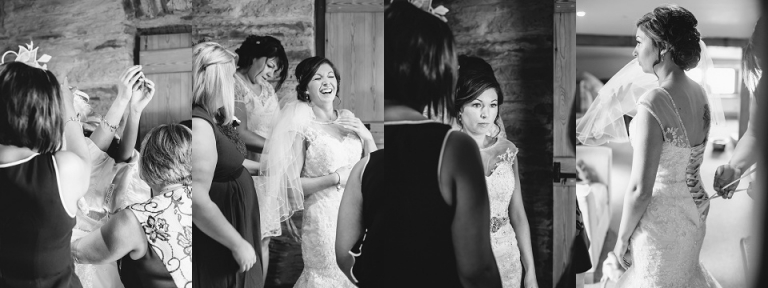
(575, 0), (766, 287)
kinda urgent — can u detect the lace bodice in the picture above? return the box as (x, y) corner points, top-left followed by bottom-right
(235, 75), (279, 137)
(617, 87), (720, 287)
(483, 139), (522, 288)
(294, 120), (362, 288)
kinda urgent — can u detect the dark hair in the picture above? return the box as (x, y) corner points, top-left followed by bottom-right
(0, 62), (64, 154)
(744, 16), (765, 94)
(235, 35), (289, 90)
(385, 1), (458, 120)
(636, 5), (701, 71)
(294, 56), (341, 103)
(455, 55), (503, 118)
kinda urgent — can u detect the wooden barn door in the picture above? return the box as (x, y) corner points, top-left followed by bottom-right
(553, 0), (577, 286)
(136, 32), (193, 143)
(325, 0), (384, 148)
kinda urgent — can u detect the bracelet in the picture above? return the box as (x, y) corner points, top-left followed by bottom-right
(101, 116), (118, 132)
(65, 117), (81, 127)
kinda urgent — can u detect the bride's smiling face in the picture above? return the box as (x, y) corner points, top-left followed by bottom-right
(306, 64), (338, 104)
(460, 88), (499, 136)
(633, 28), (659, 73)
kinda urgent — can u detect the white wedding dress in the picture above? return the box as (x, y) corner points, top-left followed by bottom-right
(482, 138), (523, 288)
(617, 87), (721, 287)
(294, 117), (362, 288)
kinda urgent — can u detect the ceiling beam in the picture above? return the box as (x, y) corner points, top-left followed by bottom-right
(577, 34), (749, 48)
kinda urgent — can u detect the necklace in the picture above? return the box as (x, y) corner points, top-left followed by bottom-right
(159, 183), (185, 194)
(313, 110), (339, 125)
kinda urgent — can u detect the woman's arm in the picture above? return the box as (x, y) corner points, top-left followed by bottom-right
(243, 159), (261, 175)
(116, 78), (155, 162)
(56, 77), (92, 210)
(715, 96), (758, 198)
(71, 209), (145, 264)
(442, 132), (502, 288)
(335, 155), (368, 284)
(91, 66), (142, 151)
(192, 118), (257, 272)
(614, 107), (663, 263)
(508, 160), (537, 286)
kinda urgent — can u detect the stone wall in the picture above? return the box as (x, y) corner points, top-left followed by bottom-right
(191, 0), (314, 104)
(436, 0), (555, 286)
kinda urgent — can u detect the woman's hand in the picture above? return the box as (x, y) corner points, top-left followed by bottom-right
(334, 165), (353, 187)
(613, 240), (630, 269)
(129, 78), (155, 115)
(714, 164), (741, 199)
(231, 239), (258, 273)
(118, 65), (143, 101)
(337, 115), (373, 142)
(524, 273), (539, 288)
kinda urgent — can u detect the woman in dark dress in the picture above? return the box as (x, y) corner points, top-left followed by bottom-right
(335, 2), (501, 288)
(0, 54), (91, 286)
(191, 42), (263, 288)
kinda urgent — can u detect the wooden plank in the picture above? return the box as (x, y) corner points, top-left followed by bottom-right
(141, 33), (192, 51)
(326, 12), (384, 122)
(138, 72), (193, 142)
(554, 6), (576, 286)
(554, 7), (576, 158)
(368, 122), (384, 149)
(553, 182), (576, 286)
(139, 47), (193, 74)
(577, 34), (749, 48)
(327, 0), (383, 13)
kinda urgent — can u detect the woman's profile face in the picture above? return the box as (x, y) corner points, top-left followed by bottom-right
(246, 57), (279, 84)
(633, 28), (659, 74)
(460, 88), (498, 136)
(306, 63), (338, 104)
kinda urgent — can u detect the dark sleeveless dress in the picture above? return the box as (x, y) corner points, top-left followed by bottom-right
(192, 106), (263, 288)
(0, 154), (82, 288)
(354, 122), (461, 288)
(118, 248), (174, 288)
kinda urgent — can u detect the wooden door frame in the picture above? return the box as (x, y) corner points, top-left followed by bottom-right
(133, 25), (193, 65)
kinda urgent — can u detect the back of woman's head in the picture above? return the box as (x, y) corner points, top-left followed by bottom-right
(294, 56), (340, 102)
(637, 5), (702, 71)
(0, 62), (63, 153)
(235, 35), (289, 90)
(744, 16), (765, 94)
(139, 124), (192, 188)
(455, 55), (503, 113)
(193, 42), (237, 124)
(385, 1), (458, 119)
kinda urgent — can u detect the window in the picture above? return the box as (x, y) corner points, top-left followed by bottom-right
(686, 67), (737, 95)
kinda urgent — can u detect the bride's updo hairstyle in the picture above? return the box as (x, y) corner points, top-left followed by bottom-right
(454, 55), (503, 129)
(294, 56), (340, 103)
(637, 5), (701, 71)
(235, 35), (289, 90)
(385, 1), (457, 120)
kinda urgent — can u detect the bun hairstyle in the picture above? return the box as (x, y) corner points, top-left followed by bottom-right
(637, 5), (702, 71)
(235, 35), (289, 90)
(294, 56), (340, 103)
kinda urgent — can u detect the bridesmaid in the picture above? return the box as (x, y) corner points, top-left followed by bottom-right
(335, 2), (501, 288)
(0, 59), (90, 286)
(191, 42), (263, 288)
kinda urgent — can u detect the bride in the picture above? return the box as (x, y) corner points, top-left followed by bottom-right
(454, 55), (537, 288)
(578, 5), (723, 287)
(261, 56), (377, 287)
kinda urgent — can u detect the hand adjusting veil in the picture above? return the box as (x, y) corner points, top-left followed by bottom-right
(576, 41), (725, 146)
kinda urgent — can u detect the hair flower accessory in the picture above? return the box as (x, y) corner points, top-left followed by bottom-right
(2, 41), (52, 70)
(408, 0), (449, 22)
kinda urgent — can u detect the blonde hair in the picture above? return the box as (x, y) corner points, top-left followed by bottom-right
(193, 42), (237, 124)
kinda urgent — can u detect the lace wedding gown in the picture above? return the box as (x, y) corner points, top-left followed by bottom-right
(617, 87), (721, 288)
(294, 118), (362, 288)
(483, 138), (523, 288)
